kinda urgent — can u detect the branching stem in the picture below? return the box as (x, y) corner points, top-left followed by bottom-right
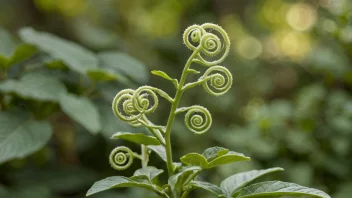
(164, 49), (200, 177)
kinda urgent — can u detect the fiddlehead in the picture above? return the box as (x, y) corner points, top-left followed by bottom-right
(201, 66), (232, 96)
(112, 89), (142, 125)
(112, 86), (171, 128)
(132, 86), (159, 114)
(109, 146), (134, 170)
(183, 23), (230, 67)
(176, 105), (212, 135)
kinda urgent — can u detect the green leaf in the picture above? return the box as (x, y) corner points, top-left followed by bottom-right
(86, 176), (163, 196)
(111, 132), (161, 145)
(0, 72), (67, 102)
(19, 27), (98, 75)
(0, 39), (36, 70)
(202, 146), (229, 161)
(0, 111), (52, 164)
(151, 70), (178, 87)
(98, 51), (148, 84)
(59, 93), (101, 134)
(148, 145), (167, 162)
(133, 166), (164, 181)
(189, 181), (224, 196)
(220, 167), (284, 196)
(168, 166), (202, 197)
(187, 69), (200, 74)
(0, 29), (16, 57)
(238, 181), (331, 198)
(207, 151), (250, 168)
(87, 69), (118, 82)
(7, 43), (37, 66)
(180, 153), (208, 168)
(180, 147), (250, 169)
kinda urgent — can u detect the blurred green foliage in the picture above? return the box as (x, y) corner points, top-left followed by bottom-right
(0, 0), (351, 197)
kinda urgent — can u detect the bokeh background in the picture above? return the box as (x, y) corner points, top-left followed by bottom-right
(0, 0), (352, 197)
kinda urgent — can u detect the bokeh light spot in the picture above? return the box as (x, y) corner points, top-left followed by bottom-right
(286, 3), (317, 31)
(236, 36), (263, 60)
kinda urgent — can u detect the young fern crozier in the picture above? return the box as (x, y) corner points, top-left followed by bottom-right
(87, 23), (331, 198)
(110, 23), (232, 174)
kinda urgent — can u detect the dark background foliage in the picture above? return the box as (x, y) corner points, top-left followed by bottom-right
(0, 0), (351, 197)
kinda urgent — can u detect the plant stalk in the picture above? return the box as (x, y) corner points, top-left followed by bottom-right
(164, 50), (200, 177)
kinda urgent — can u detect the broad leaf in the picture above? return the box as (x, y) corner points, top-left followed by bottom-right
(0, 29), (36, 70)
(238, 181), (331, 198)
(220, 167), (284, 196)
(86, 176), (163, 196)
(0, 111), (52, 164)
(189, 181), (224, 196)
(19, 27), (98, 75)
(87, 69), (118, 82)
(180, 153), (208, 168)
(7, 44), (37, 67)
(151, 70), (178, 86)
(180, 147), (250, 169)
(148, 145), (167, 162)
(202, 146), (229, 161)
(168, 166), (202, 197)
(112, 132), (160, 145)
(0, 29), (16, 57)
(207, 151), (250, 168)
(98, 51), (148, 84)
(60, 93), (101, 134)
(133, 166), (164, 181)
(0, 72), (66, 102)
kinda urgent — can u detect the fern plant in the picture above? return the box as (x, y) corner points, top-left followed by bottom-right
(87, 23), (331, 198)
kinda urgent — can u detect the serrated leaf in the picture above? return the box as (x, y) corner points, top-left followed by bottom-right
(189, 181), (224, 196)
(98, 51), (148, 84)
(111, 132), (160, 145)
(148, 145), (167, 162)
(19, 27), (98, 75)
(207, 151), (250, 168)
(133, 166), (164, 181)
(0, 72), (67, 102)
(0, 111), (52, 164)
(220, 167), (284, 196)
(59, 93), (101, 134)
(86, 176), (163, 196)
(238, 181), (331, 198)
(202, 146), (229, 161)
(180, 153), (208, 168)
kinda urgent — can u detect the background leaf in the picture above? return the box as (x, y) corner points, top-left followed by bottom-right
(59, 93), (101, 134)
(19, 27), (98, 75)
(0, 72), (67, 102)
(98, 51), (148, 84)
(0, 111), (52, 164)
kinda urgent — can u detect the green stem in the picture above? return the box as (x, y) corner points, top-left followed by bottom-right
(164, 50), (200, 177)
(141, 145), (149, 168)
